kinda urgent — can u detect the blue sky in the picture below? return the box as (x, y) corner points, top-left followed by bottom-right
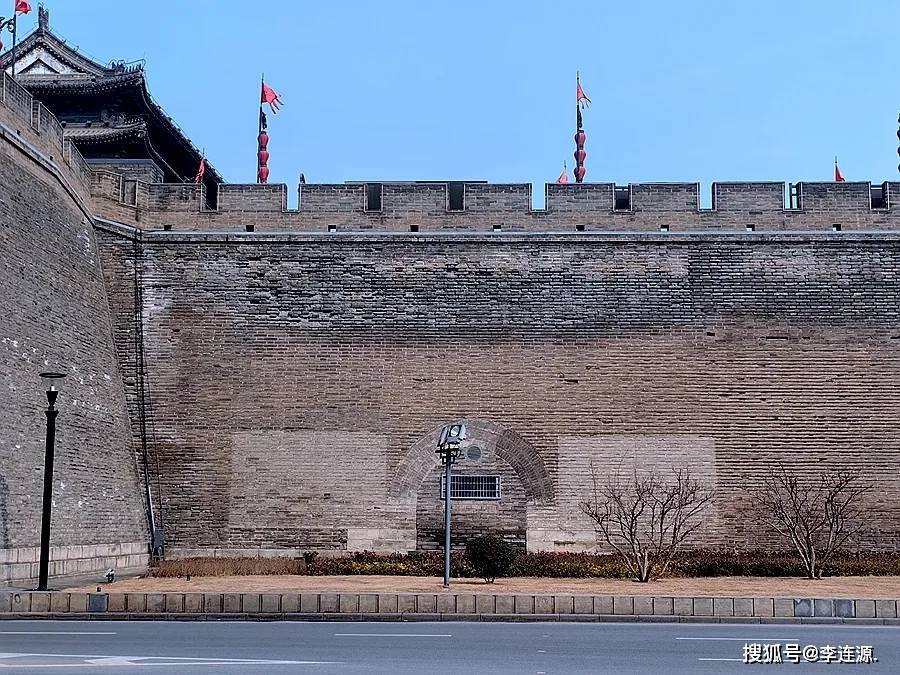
(23, 1), (900, 205)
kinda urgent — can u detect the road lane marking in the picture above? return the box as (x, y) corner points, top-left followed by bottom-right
(698, 658), (743, 662)
(2, 654), (330, 662)
(676, 637), (798, 641)
(333, 633), (451, 637)
(0, 633), (116, 636)
(0, 652), (340, 668)
(0, 662), (334, 669)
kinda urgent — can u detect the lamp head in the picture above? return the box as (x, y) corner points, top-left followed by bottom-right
(39, 372), (67, 391)
(436, 422), (466, 453)
(40, 372), (66, 406)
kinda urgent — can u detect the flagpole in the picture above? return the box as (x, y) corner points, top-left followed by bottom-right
(257, 73), (263, 184)
(259, 73), (264, 137)
(575, 71), (579, 129)
(574, 72), (587, 184)
(257, 73), (271, 184)
(10, 12), (16, 78)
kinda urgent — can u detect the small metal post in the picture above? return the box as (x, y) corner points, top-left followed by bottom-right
(37, 372), (65, 591)
(443, 454), (452, 588)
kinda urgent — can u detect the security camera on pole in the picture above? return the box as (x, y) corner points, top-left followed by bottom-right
(436, 422), (466, 588)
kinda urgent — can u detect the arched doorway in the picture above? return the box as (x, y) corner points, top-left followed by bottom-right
(391, 420), (553, 550)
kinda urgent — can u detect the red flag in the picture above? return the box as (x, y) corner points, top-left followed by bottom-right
(556, 164), (569, 184)
(261, 82), (283, 113)
(576, 76), (590, 109)
(15, 1), (31, 14)
(834, 159), (845, 182)
(194, 157), (206, 184)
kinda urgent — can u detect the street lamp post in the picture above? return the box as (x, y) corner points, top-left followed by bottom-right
(37, 371), (66, 592)
(435, 422), (466, 589)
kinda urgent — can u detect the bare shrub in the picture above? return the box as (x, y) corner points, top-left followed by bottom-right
(745, 466), (869, 579)
(580, 466), (714, 582)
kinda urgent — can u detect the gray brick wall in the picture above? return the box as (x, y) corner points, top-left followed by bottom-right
(5, 60), (900, 558)
(87, 179), (900, 234)
(86, 159), (164, 185)
(93, 229), (900, 552)
(0, 136), (148, 578)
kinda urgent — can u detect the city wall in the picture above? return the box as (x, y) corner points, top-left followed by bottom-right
(4, 61), (900, 562)
(0, 73), (149, 585)
(87, 175), (900, 234)
(94, 227), (900, 554)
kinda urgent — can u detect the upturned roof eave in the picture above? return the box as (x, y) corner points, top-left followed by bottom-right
(4, 25), (224, 185)
(64, 121), (148, 146)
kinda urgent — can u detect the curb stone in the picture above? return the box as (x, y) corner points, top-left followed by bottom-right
(1, 591), (898, 624)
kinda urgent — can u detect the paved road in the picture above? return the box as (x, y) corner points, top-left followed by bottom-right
(0, 620), (896, 673)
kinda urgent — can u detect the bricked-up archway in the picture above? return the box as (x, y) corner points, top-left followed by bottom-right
(391, 420), (554, 505)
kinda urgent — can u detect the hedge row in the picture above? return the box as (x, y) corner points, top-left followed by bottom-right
(150, 549), (900, 579)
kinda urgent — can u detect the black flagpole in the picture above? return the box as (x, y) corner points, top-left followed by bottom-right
(575, 70), (581, 131)
(257, 73), (263, 184)
(258, 73), (264, 137)
(574, 72), (586, 184)
(10, 12), (17, 78)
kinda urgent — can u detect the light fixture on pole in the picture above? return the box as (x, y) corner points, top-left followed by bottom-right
(435, 422), (466, 588)
(37, 371), (66, 592)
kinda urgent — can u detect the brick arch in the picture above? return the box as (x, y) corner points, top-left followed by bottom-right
(391, 420), (554, 505)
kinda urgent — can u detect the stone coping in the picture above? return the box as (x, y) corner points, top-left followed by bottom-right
(95, 216), (900, 247)
(2, 591), (898, 624)
(134, 230), (900, 245)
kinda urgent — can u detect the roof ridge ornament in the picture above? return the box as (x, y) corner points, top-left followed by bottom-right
(38, 3), (48, 31)
(107, 57), (144, 73)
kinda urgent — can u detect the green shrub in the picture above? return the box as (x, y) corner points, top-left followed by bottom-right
(510, 551), (631, 578)
(149, 549), (900, 579)
(306, 550), (473, 577)
(465, 535), (519, 583)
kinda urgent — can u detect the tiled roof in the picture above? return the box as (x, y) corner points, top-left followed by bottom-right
(1, 25), (222, 185)
(64, 121), (148, 145)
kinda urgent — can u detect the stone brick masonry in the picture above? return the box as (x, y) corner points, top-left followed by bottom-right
(3, 61), (900, 568)
(0, 75), (148, 585)
(88, 177), (900, 234)
(95, 229), (900, 553)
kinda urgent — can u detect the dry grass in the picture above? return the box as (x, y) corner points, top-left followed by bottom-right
(68, 574), (900, 598)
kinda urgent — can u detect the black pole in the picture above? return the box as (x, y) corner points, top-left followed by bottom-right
(37, 387), (58, 591)
(259, 74), (264, 137)
(443, 455), (452, 588)
(257, 73), (263, 184)
(10, 13), (16, 78)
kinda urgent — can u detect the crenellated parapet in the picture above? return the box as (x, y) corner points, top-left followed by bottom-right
(0, 72), (93, 209)
(88, 176), (900, 234)
(6, 63), (899, 236)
